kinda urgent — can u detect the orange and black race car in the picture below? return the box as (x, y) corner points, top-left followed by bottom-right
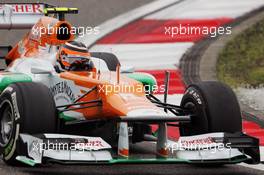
(0, 3), (261, 166)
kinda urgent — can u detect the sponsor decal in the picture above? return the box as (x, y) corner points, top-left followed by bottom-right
(11, 92), (20, 120)
(187, 88), (202, 105)
(0, 4), (44, 14)
(181, 137), (214, 147)
(167, 134), (232, 154)
(49, 81), (75, 102)
(75, 139), (104, 148)
(32, 138), (108, 152)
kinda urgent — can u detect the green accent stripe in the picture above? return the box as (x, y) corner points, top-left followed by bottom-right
(108, 156), (249, 164)
(126, 73), (157, 92)
(109, 158), (190, 164)
(0, 73), (32, 91)
(16, 156), (36, 166)
(16, 155), (250, 166)
(59, 113), (76, 121)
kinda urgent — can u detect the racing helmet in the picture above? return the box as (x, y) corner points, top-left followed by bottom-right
(57, 41), (94, 71)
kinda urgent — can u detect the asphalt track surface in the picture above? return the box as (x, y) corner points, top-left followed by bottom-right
(1, 162), (264, 175)
(0, 142), (264, 175)
(0, 0), (264, 174)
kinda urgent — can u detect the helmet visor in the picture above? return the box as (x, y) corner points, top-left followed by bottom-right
(62, 55), (89, 64)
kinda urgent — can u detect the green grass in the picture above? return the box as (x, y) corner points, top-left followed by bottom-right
(217, 18), (264, 87)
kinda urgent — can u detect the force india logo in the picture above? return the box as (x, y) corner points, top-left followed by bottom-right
(49, 81), (75, 102)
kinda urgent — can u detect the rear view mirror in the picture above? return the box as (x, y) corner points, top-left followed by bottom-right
(121, 66), (135, 73)
(31, 67), (52, 74)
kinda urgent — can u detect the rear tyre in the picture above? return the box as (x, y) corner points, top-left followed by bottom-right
(90, 52), (120, 71)
(0, 82), (57, 165)
(180, 81), (242, 136)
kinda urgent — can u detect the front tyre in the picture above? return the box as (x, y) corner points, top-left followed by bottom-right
(0, 82), (57, 165)
(180, 81), (242, 136)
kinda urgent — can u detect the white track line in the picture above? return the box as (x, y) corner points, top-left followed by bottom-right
(79, 0), (182, 47)
(146, 0), (264, 19)
(91, 43), (193, 69)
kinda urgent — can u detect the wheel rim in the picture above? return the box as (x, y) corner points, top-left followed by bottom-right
(0, 101), (14, 146)
(180, 99), (208, 136)
(184, 102), (196, 115)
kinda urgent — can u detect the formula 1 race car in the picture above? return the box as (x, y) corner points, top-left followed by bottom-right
(0, 3), (261, 166)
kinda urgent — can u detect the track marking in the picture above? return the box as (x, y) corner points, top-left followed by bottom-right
(79, 0), (183, 47)
(146, 0), (264, 19)
(91, 43), (193, 70)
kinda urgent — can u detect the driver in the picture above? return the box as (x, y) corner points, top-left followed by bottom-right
(56, 41), (94, 71)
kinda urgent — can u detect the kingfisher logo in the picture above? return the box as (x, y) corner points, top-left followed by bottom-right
(0, 4), (44, 14)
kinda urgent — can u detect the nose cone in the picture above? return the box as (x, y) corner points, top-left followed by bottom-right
(100, 83), (159, 117)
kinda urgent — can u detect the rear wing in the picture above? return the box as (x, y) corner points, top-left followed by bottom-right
(0, 3), (48, 29)
(0, 3), (78, 29)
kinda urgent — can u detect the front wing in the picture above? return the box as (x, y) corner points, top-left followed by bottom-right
(15, 131), (261, 166)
